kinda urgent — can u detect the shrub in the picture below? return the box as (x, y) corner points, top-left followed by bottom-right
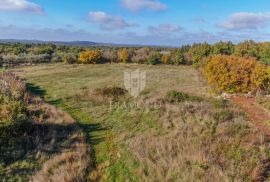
(79, 50), (102, 64)
(0, 72), (27, 99)
(166, 90), (202, 103)
(95, 86), (127, 100)
(171, 50), (186, 65)
(251, 64), (270, 92)
(161, 54), (171, 64)
(234, 40), (259, 59)
(0, 95), (28, 136)
(118, 48), (132, 63)
(102, 49), (118, 63)
(188, 43), (211, 66)
(147, 52), (161, 65)
(204, 55), (270, 93)
(257, 42), (270, 65)
(211, 99), (229, 109)
(212, 41), (234, 55)
(0, 72), (29, 137)
(63, 53), (77, 64)
(132, 48), (150, 64)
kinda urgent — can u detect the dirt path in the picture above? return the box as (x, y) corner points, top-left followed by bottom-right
(231, 96), (270, 136)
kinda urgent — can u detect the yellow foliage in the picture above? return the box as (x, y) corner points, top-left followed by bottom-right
(118, 48), (130, 63)
(79, 50), (102, 64)
(161, 54), (171, 64)
(251, 64), (270, 91)
(204, 55), (270, 93)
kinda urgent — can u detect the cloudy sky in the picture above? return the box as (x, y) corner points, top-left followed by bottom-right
(0, 0), (270, 46)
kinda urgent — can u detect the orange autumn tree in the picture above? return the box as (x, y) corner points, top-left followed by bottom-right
(79, 50), (102, 64)
(204, 55), (270, 93)
(118, 48), (131, 63)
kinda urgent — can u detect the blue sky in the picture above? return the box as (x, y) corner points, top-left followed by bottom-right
(0, 0), (270, 46)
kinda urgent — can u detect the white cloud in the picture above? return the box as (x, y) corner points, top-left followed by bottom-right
(0, 0), (44, 14)
(121, 0), (167, 11)
(220, 12), (270, 30)
(88, 11), (137, 30)
(148, 24), (182, 34)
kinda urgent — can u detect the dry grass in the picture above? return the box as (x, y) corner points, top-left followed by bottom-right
(0, 72), (91, 181)
(12, 64), (270, 181)
(41, 104), (75, 124)
(129, 98), (270, 181)
(30, 103), (92, 182)
(31, 143), (90, 182)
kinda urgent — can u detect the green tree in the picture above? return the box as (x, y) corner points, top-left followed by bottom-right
(188, 43), (211, 66)
(212, 41), (234, 55)
(147, 51), (161, 65)
(257, 42), (270, 65)
(235, 40), (259, 58)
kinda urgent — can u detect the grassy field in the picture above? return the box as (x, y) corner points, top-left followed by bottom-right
(13, 63), (270, 181)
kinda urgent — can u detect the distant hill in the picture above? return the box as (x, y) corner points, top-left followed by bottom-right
(0, 39), (175, 48)
(0, 39), (98, 46)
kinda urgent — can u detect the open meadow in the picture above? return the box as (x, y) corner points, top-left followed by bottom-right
(6, 63), (270, 181)
(2, 0), (270, 181)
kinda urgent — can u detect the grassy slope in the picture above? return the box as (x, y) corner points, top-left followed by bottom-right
(14, 63), (270, 181)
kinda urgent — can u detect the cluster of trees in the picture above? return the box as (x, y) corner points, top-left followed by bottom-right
(1, 40), (270, 67)
(0, 43), (83, 66)
(73, 48), (183, 65)
(180, 40), (270, 67)
(204, 55), (270, 94)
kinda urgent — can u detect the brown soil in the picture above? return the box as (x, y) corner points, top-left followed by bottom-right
(231, 96), (270, 136)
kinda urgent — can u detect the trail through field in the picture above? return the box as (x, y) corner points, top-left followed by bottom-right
(231, 96), (270, 136)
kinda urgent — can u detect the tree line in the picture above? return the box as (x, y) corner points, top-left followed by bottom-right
(1, 40), (270, 66)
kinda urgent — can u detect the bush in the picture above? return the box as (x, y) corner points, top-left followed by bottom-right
(118, 48), (132, 63)
(102, 49), (118, 63)
(132, 48), (150, 64)
(204, 55), (270, 93)
(95, 86), (127, 99)
(147, 52), (161, 65)
(212, 41), (234, 55)
(161, 54), (171, 64)
(211, 99), (229, 109)
(0, 72), (29, 137)
(188, 43), (211, 66)
(166, 90), (202, 103)
(171, 50), (186, 65)
(234, 40), (258, 58)
(63, 53), (77, 64)
(79, 50), (102, 64)
(0, 95), (28, 136)
(251, 64), (270, 92)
